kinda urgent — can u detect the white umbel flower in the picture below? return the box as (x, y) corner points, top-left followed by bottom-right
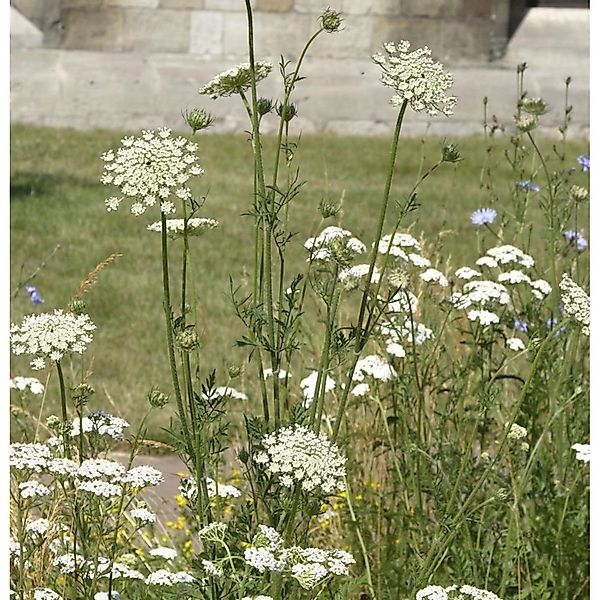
(101, 128), (203, 216)
(373, 41), (456, 116)
(305, 226), (366, 263)
(145, 569), (194, 586)
(254, 425), (346, 495)
(467, 310), (499, 326)
(420, 268), (449, 287)
(485, 245), (534, 268)
(455, 267), (481, 280)
(559, 274), (590, 335)
(506, 337), (525, 351)
(149, 547), (178, 560)
(572, 443), (590, 463)
(10, 310), (96, 369)
(199, 61), (272, 99)
(353, 355), (396, 382)
(300, 371), (336, 408)
(9, 376), (44, 395)
(147, 217), (219, 238)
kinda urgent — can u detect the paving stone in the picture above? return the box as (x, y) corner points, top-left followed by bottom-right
(190, 11), (223, 55)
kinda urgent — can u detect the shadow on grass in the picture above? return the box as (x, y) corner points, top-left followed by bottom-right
(10, 171), (98, 202)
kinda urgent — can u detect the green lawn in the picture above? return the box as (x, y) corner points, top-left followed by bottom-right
(10, 124), (589, 439)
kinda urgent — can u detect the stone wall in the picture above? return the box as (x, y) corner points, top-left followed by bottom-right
(18, 0), (513, 62)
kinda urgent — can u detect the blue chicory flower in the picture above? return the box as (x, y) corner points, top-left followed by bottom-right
(513, 319), (528, 333)
(24, 284), (44, 305)
(470, 208), (497, 226)
(577, 154), (590, 171)
(517, 180), (540, 192)
(563, 230), (588, 252)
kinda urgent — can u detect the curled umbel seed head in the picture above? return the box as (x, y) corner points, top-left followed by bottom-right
(320, 8), (343, 33)
(183, 108), (214, 134)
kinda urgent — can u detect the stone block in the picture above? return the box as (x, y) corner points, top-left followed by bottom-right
(60, 0), (104, 7)
(205, 0), (245, 10)
(223, 11), (312, 59)
(294, 0), (341, 14)
(372, 17), (443, 56)
(159, 0), (204, 7)
(60, 8), (124, 51)
(440, 19), (490, 61)
(342, 0), (399, 16)
(190, 11), (223, 55)
(122, 9), (190, 52)
(10, 8), (44, 48)
(309, 15), (374, 58)
(403, 0), (462, 18)
(463, 0), (492, 17)
(257, 0), (293, 11)
(104, 0), (160, 8)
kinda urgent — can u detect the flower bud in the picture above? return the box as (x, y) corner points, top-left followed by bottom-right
(318, 199), (340, 219)
(175, 325), (200, 351)
(320, 8), (343, 33)
(515, 114), (537, 132)
(256, 97), (273, 116)
(72, 383), (95, 408)
(228, 365), (242, 379)
(569, 184), (589, 202)
(67, 299), (87, 315)
(441, 143), (461, 163)
(276, 101), (297, 122)
(46, 415), (61, 430)
(148, 386), (169, 408)
(182, 108), (214, 134)
(520, 96), (549, 116)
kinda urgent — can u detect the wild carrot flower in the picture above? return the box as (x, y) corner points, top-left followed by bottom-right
(455, 267), (481, 280)
(254, 425), (346, 494)
(71, 410), (130, 440)
(300, 371), (336, 407)
(10, 309), (96, 370)
(559, 274), (590, 335)
(506, 337), (525, 351)
(353, 355), (396, 382)
(147, 217), (219, 238)
(130, 507), (156, 524)
(100, 128), (203, 216)
(149, 547), (178, 560)
(420, 268), (448, 286)
(10, 376), (44, 395)
(467, 310), (500, 326)
(485, 245), (534, 268)
(372, 41), (456, 116)
(33, 590), (63, 600)
(199, 61), (273, 99)
(569, 185), (589, 202)
(470, 208), (497, 225)
(305, 226), (366, 264)
(145, 569), (194, 586)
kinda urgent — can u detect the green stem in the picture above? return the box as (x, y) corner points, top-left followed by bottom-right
(56, 361), (71, 460)
(160, 211), (193, 457)
(332, 100), (408, 442)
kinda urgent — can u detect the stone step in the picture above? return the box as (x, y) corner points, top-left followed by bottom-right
(10, 6), (44, 48)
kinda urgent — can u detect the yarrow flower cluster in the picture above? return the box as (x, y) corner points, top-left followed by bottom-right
(199, 61), (273, 99)
(243, 525), (355, 590)
(147, 217), (219, 238)
(416, 584), (502, 600)
(572, 443), (590, 463)
(101, 128), (203, 216)
(10, 376), (44, 395)
(304, 226), (366, 264)
(559, 274), (590, 336)
(353, 355), (396, 382)
(299, 371), (336, 408)
(470, 208), (497, 225)
(254, 425), (346, 494)
(372, 41), (456, 116)
(71, 410), (130, 440)
(10, 310), (96, 369)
